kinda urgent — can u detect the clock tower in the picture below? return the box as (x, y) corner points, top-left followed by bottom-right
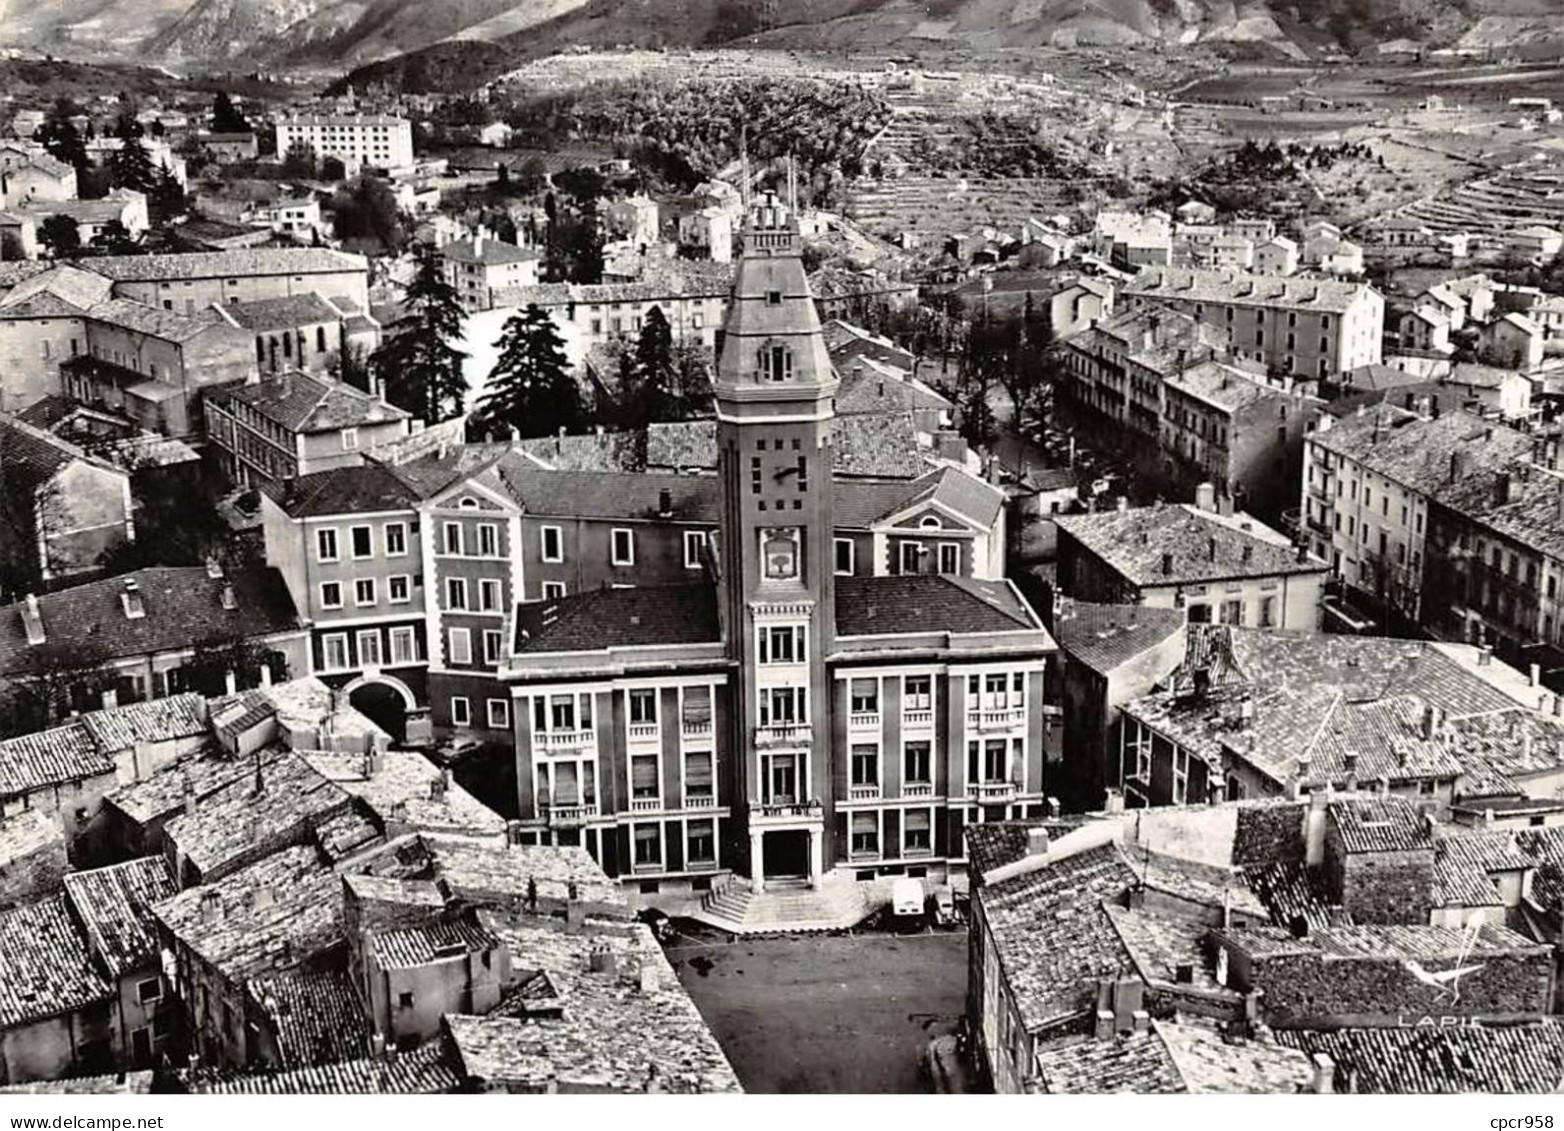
(715, 192), (838, 891)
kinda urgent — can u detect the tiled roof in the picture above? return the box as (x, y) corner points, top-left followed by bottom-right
(834, 575), (1041, 637)
(0, 264), (112, 316)
(368, 918), (498, 970)
(62, 856), (177, 977)
(0, 809), (60, 868)
(304, 750), (505, 838)
(1328, 795), (1432, 854)
(0, 721), (112, 798)
(209, 371), (408, 434)
(1155, 1020), (1314, 1093)
(1241, 860), (1335, 931)
(86, 297), (228, 343)
(513, 429), (645, 473)
(1508, 827), (1564, 920)
(104, 747), (252, 827)
(225, 293), (344, 332)
(0, 895), (114, 1029)
(441, 237), (540, 266)
(487, 458), (720, 522)
(1126, 267), (1375, 314)
(447, 915), (740, 1093)
(258, 463), (424, 518)
(249, 966), (370, 1069)
(1447, 710), (1564, 797)
(0, 1071), (154, 1094)
(80, 693), (208, 752)
(1438, 467), (1564, 564)
(982, 842), (1138, 1031)
(0, 566), (300, 679)
(0, 416), (93, 499)
(153, 845), (344, 983)
(184, 1043), (460, 1094)
(79, 248), (367, 283)
(1278, 1023), (1564, 1093)
(1056, 504), (1322, 588)
(162, 749), (353, 882)
(514, 584), (720, 655)
(1105, 904), (1230, 994)
(361, 834), (625, 912)
(1165, 359), (1296, 414)
(1034, 1030), (1185, 1093)
(964, 819), (1086, 882)
(1312, 408), (1531, 498)
(833, 466), (1004, 530)
(1053, 601), (1186, 674)
(836, 362), (952, 417)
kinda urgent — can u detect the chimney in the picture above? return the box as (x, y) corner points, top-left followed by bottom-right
(1311, 1052), (1336, 1095)
(638, 962), (660, 994)
(259, 663), (273, 689)
(1296, 541), (1310, 563)
(658, 487), (673, 518)
(1195, 482), (1216, 511)
(1497, 472), (1513, 506)
(20, 594), (45, 645)
(1162, 552), (1175, 576)
(1479, 645), (1493, 667)
(1046, 796), (1061, 818)
(220, 582), (237, 611)
(253, 884), (276, 911)
(473, 232), (484, 257)
(1343, 751), (1358, 778)
(199, 890), (222, 923)
(224, 670), (238, 697)
(205, 558), (224, 580)
(121, 578), (146, 620)
(1094, 1010), (1115, 1040)
(1208, 536), (1218, 562)
(1530, 663), (1541, 687)
(1450, 450), (1470, 482)
(1026, 826), (1051, 857)
(589, 943), (616, 975)
(101, 687), (119, 711)
(1421, 704), (1442, 739)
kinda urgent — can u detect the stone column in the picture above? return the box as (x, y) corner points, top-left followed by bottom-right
(750, 830), (765, 894)
(809, 827), (823, 890)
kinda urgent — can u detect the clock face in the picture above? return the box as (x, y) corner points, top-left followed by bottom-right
(762, 529), (800, 580)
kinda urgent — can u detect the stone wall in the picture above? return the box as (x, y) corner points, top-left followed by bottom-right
(1231, 800), (1307, 868)
(1326, 843), (1434, 926)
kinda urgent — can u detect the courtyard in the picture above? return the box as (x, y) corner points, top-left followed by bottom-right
(666, 927), (969, 1094)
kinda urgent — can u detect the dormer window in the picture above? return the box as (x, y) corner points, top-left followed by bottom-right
(760, 343), (793, 382)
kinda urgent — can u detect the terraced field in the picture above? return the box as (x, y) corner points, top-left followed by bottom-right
(1378, 158), (1564, 239)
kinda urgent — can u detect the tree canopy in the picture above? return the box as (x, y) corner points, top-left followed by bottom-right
(470, 304), (584, 440)
(211, 91), (250, 134)
(370, 241), (469, 424)
(38, 214), (81, 258)
(106, 112), (157, 194)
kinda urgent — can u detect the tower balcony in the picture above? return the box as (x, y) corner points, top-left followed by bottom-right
(754, 723), (811, 749)
(748, 798), (824, 827)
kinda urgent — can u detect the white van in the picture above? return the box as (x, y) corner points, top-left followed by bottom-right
(891, 877), (925, 919)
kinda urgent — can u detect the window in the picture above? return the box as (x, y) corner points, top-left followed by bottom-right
(316, 528), (339, 563)
(450, 697), (471, 727)
(541, 526), (563, 562)
(850, 679), (879, 714)
(136, 977), (162, 1004)
(751, 457), (762, 495)
(542, 581), (567, 600)
(388, 575), (411, 603)
(759, 685), (805, 726)
(384, 522), (407, 556)
(684, 751), (714, 800)
(447, 578), (468, 610)
(483, 630), (502, 664)
(633, 823), (662, 866)
(759, 624), (805, 664)
(904, 675), (932, 712)
(629, 689), (658, 725)
(322, 634), (348, 672)
(357, 630), (381, 667)
(472, 523), (496, 557)
(444, 522), (463, 556)
(760, 343), (793, 382)
(319, 581), (344, 610)
(631, 753), (659, 800)
(834, 538), (854, 575)
(479, 579), (502, 611)
(390, 627), (415, 665)
(354, 578), (376, 607)
(851, 744), (878, 786)
(449, 628), (472, 665)
(851, 812), (878, 856)
(1173, 749), (1190, 805)
(611, 528), (635, 566)
(766, 290), (782, 306)
(904, 808), (932, 853)
(684, 530), (706, 568)
(1258, 595), (1276, 628)
(487, 699), (509, 729)
(1221, 598), (1243, 626)
(687, 818), (716, 864)
(938, 544), (960, 574)
(904, 741), (931, 784)
(900, 542), (922, 574)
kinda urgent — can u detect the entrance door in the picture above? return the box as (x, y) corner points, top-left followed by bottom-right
(764, 829), (810, 879)
(131, 1027), (152, 1068)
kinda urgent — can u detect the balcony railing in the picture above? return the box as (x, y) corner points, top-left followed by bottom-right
(627, 722), (660, 745)
(969, 708), (1027, 733)
(848, 784), (881, 802)
(681, 719), (713, 739)
(903, 845), (934, 859)
(541, 801), (599, 824)
(537, 729), (593, 752)
(903, 709), (934, 728)
(630, 797), (662, 812)
(848, 711), (881, 732)
(755, 723), (810, 748)
(903, 782), (935, 798)
(966, 780), (1018, 802)
(751, 798), (823, 824)
(683, 794), (717, 810)
(849, 849), (880, 863)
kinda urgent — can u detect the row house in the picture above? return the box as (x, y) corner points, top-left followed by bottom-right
(83, 249), (371, 316)
(226, 292), (379, 376)
(1123, 267), (1384, 380)
(1300, 406), (1532, 625)
(490, 278), (732, 371)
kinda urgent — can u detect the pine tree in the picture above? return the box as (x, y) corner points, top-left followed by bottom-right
(369, 241), (469, 424)
(38, 214), (81, 259)
(471, 305), (583, 439)
(633, 305), (676, 420)
(107, 113), (157, 194)
(37, 100), (87, 173)
(148, 163), (186, 224)
(211, 91), (249, 134)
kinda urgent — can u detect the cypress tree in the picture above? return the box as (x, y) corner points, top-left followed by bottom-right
(472, 305), (583, 439)
(369, 241), (469, 424)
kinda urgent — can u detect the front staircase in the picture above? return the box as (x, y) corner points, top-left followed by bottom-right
(693, 873), (882, 936)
